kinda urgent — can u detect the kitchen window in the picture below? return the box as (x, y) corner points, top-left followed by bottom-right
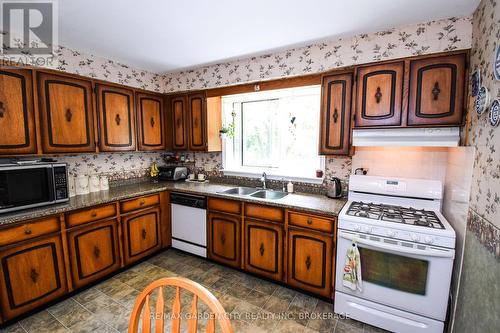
(221, 85), (324, 182)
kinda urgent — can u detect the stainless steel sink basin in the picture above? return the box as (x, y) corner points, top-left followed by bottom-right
(220, 187), (259, 195)
(250, 190), (288, 200)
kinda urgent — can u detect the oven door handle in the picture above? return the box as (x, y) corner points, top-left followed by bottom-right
(339, 232), (455, 258)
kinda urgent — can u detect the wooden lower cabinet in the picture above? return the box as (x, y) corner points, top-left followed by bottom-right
(0, 235), (67, 320)
(244, 219), (283, 281)
(67, 219), (120, 289)
(287, 228), (333, 298)
(207, 212), (241, 268)
(122, 207), (162, 265)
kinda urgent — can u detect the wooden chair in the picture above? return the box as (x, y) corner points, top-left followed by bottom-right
(128, 277), (233, 333)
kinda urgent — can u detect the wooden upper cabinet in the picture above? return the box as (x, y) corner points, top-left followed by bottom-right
(136, 92), (165, 151)
(0, 69), (37, 155)
(37, 72), (96, 153)
(408, 54), (466, 126)
(96, 84), (136, 151)
(355, 62), (404, 127)
(319, 73), (353, 155)
(171, 95), (188, 150)
(188, 92), (207, 151)
(0, 235), (67, 320)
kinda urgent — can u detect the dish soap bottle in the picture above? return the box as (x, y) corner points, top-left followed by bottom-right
(287, 180), (294, 193)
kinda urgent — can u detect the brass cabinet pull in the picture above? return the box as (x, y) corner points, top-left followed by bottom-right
(432, 82), (441, 100)
(139, 200), (145, 206)
(333, 108), (338, 123)
(141, 229), (147, 240)
(0, 101), (5, 118)
(194, 118), (199, 127)
(66, 109), (73, 122)
(24, 228), (32, 235)
(259, 243), (265, 256)
(176, 118), (181, 128)
(150, 117), (155, 127)
(93, 246), (100, 259)
(115, 114), (121, 125)
(91, 211), (97, 218)
(221, 234), (225, 245)
(374, 87), (382, 103)
(30, 269), (39, 283)
(305, 256), (312, 270)
(307, 218), (313, 225)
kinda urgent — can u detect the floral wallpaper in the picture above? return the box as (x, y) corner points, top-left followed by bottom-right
(162, 16), (472, 92)
(466, 0), (500, 255)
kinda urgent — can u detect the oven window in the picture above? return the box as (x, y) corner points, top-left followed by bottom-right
(0, 169), (52, 209)
(359, 247), (429, 295)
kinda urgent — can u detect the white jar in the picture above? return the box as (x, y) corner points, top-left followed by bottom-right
(100, 176), (109, 191)
(89, 175), (101, 193)
(68, 175), (76, 197)
(76, 175), (90, 195)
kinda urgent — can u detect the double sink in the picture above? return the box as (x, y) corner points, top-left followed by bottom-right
(219, 186), (289, 200)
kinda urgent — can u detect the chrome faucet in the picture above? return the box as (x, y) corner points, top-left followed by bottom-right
(260, 172), (267, 189)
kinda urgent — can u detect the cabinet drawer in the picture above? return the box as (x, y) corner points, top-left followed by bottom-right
(120, 194), (159, 213)
(66, 204), (117, 228)
(0, 217), (60, 247)
(245, 203), (283, 223)
(208, 197), (241, 215)
(288, 211), (334, 233)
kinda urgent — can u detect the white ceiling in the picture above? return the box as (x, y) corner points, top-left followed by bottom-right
(59, 0), (479, 74)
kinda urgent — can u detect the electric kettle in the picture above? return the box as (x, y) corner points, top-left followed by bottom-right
(326, 177), (343, 198)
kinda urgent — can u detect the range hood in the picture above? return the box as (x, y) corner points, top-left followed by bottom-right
(352, 127), (460, 147)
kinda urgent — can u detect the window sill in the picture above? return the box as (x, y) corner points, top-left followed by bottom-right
(222, 170), (325, 185)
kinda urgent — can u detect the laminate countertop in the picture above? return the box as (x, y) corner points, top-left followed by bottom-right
(0, 180), (347, 227)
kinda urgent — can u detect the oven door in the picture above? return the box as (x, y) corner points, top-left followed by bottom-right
(336, 230), (454, 321)
(0, 165), (55, 213)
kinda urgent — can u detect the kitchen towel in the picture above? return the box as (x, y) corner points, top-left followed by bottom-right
(342, 241), (362, 291)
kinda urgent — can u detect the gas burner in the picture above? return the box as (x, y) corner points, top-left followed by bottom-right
(346, 201), (445, 229)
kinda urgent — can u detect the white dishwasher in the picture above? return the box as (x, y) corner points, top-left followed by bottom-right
(170, 192), (207, 257)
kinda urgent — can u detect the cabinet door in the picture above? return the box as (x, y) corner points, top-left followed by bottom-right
(0, 235), (67, 320)
(188, 93), (207, 151)
(408, 54), (466, 126)
(171, 95), (188, 150)
(244, 219), (283, 281)
(319, 73), (353, 155)
(96, 84), (136, 151)
(122, 207), (161, 265)
(355, 62), (404, 127)
(37, 72), (96, 153)
(0, 69), (37, 155)
(67, 219), (120, 289)
(287, 228), (332, 298)
(208, 212), (240, 268)
(136, 93), (165, 151)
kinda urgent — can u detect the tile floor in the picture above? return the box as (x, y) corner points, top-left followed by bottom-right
(0, 249), (388, 333)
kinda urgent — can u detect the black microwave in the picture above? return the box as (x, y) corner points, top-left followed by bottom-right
(0, 162), (69, 214)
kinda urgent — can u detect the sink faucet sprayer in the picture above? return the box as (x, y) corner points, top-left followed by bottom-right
(260, 172), (267, 189)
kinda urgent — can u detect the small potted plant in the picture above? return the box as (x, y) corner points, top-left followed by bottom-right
(219, 122), (235, 139)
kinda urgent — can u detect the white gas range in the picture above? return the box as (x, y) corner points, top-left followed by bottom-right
(335, 175), (456, 333)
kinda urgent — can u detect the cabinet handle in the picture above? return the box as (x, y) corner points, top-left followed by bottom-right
(141, 228), (147, 240)
(139, 200), (145, 206)
(194, 118), (199, 127)
(305, 256), (312, 270)
(0, 101), (5, 118)
(150, 117), (155, 127)
(66, 108), (73, 122)
(259, 243), (265, 256)
(91, 211), (97, 218)
(30, 268), (39, 283)
(432, 82), (441, 100)
(176, 118), (181, 128)
(307, 218), (313, 225)
(333, 108), (338, 123)
(374, 87), (382, 104)
(93, 246), (100, 258)
(221, 234), (225, 245)
(24, 228), (32, 235)
(115, 114), (121, 125)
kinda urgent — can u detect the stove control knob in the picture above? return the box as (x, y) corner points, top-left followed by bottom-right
(353, 224), (361, 232)
(424, 236), (433, 244)
(411, 234), (420, 242)
(387, 230), (396, 237)
(362, 226), (373, 234)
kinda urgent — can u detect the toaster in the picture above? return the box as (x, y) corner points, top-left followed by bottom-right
(158, 166), (188, 181)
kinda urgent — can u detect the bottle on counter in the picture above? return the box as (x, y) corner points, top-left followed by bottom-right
(287, 180), (294, 193)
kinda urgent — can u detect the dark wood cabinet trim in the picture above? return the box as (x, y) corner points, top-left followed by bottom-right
(325, 79), (346, 151)
(361, 70), (397, 121)
(125, 210), (160, 258)
(210, 215), (238, 261)
(245, 224), (280, 274)
(101, 89), (133, 147)
(290, 234), (327, 289)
